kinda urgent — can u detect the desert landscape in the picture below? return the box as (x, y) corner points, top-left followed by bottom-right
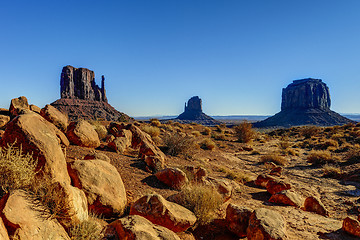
(0, 65), (359, 240)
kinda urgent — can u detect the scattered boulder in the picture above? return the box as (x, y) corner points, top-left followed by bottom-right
(266, 179), (291, 195)
(66, 120), (100, 148)
(183, 166), (207, 183)
(0, 190), (70, 240)
(247, 208), (287, 240)
(29, 104), (41, 114)
(83, 152), (110, 162)
(68, 159), (127, 218)
(0, 217), (9, 240)
(108, 131), (132, 154)
(269, 167), (282, 177)
(130, 194), (197, 233)
(155, 167), (188, 190)
(9, 96), (29, 117)
(302, 196), (329, 216)
(0, 115), (10, 129)
(205, 177), (233, 201)
(226, 203), (252, 237)
(269, 190), (304, 208)
(139, 137), (166, 172)
(40, 104), (68, 132)
(0, 112), (70, 185)
(342, 217), (360, 237)
(255, 174), (275, 188)
(103, 215), (181, 240)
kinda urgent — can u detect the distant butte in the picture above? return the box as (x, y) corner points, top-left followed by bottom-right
(254, 78), (354, 128)
(175, 96), (218, 125)
(51, 65), (131, 122)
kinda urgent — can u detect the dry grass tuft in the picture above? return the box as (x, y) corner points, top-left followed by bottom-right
(200, 138), (216, 150)
(142, 125), (160, 138)
(68, 212), (104, 240)
(234, 121), (256, 143)
(192, 131), (201, 137)
(202, 127), (212, 136)
(212, 132), (226, 141)
(150, 118), (161, 127)
(322, 164), (342, 178)
(0, 143), (37, 195)
(162, 133), (196, 156)
(175, 184), (223, 225)
(307, 150), (337, 165)
(301, 126), (320, 139)
(345, 148), (360, 164)
(260, 153), (287, 166)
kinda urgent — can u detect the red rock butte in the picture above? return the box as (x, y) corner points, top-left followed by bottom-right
(51, 65), (131, 122)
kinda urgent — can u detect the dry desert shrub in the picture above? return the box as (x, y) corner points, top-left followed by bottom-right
(301, 126), (320, 139)
(162, 133), (196, 156)
(175, 184), (223, 225)
(215, 165), (250, 183)
(212, 132), (226, 141)
(234, 121), (256, 143)
(260, 153), (287, 166)
(142, 125), (160, 138)
(150, 118), (161, 127)
(0, 143), (37, 195)
(322, 164), (343, 178)
(345, 147), (360, 164)
(307, 150), (337, 165)
(192, 131), (201, 137)
(68, 212), (104, 240)
(316, 139), (339, 150)
(200, 138), (216, 150)
(202, 127), (212, 136)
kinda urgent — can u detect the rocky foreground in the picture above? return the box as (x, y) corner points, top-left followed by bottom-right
(1, 96), (360, 239)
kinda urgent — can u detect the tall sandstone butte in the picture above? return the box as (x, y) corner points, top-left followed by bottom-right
(52, 65), (130, 122)
(176, 96), (218, 125)
(254, 78), (353, 128)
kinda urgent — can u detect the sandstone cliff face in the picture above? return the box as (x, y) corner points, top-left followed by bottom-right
(281, 78), (330, 111)
(254, 78), (353, 128)
(60, 65), (107, 102)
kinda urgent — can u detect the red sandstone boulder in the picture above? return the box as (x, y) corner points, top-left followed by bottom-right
(266, 179), (291, 195)
(103, 215), (181, 240)
(269, 190), (304, 208)
(226, 203), (252, 237)
(40, 104), (69, 132)
(29, 104), (41, 114)
(108, 134), (132, 154)
(130, 194), (197, 232)
(9, 96), (29, 117)
(255, 174), (275, 188)
(0, 217), (9, 240)
(343, 217), (360, 237)
(139, 138), (166, 172)
(0, 115), (10, 129)
(269, 167), (283, 177)
(247, 208), (287, 240)
(68, 159), (127, 218)
(0, 190), (70, 240)
(302, 196), (329, 216)
(0, 112), (70, 185)
(66, 120), (100, 148)
(205, 177), (233, 201)
(155, 167), (188, 190)
(184, 166), (207, 183)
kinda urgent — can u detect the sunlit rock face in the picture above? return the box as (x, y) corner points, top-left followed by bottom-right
(254, 78), (354, 128)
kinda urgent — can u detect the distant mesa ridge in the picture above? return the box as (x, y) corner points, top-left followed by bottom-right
(51, 65), (130, 122)
(176, 96), (218, 125)
(254, 78), (354, 128)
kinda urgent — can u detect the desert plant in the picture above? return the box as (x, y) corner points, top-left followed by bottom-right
(307, 150), (337, 165)
(0, 143), (37, 195)
(68, 212), (104, 240)
(192, 131), (201, 137)
(260, 153), (287, 166)
(150, 118), (161, 127)
(175, 184), (223, 225)
(212, 132), (226, 141)
(234, 121), (255, 143)
(301, 126), (320, 139)
(345, 148), (360, 164)
(202, 127), (212, 136)
(200, 138), (216, 150)
(322, 164), (342, 178)
(142, 125), (160, 138)
(162, 133), (196, 156)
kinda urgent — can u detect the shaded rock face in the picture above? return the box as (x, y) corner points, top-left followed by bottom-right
(176, 96), (218, 125)
(281, 78), (330, 111)
(254, 78), (354, 128)
(61, 65), (107, 102)
(52, 65), (131, 122)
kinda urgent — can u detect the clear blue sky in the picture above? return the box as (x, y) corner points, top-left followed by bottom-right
(1, 0), (360, 116)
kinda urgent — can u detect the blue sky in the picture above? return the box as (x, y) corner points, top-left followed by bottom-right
(1, 0), (360, 116)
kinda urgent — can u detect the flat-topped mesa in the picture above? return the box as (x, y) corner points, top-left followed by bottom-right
(253, 78), (354, 128)
(281, 78), (330, 111)
(60, 65), (107, 102)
